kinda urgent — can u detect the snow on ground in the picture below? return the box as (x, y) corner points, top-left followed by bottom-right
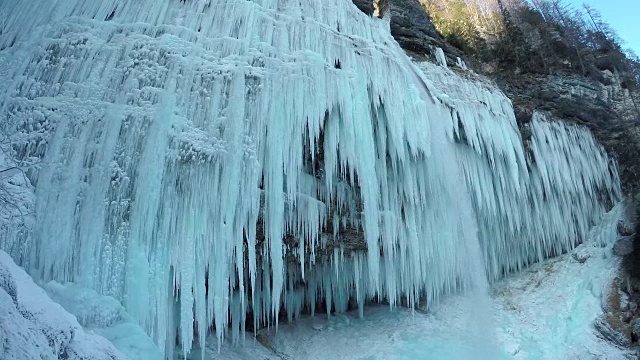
(0, 250), (126, 360)
(45, 281), (163, 360)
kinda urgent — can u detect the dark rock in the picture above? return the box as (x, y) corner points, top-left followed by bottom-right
(614, 236), (635, 257)
(632, 318), (640, 342)
(623, 311), (634, 323)
(352, 0), (465, 65)
(594, 317), (632, 347)
(388, 0), (456, 58)
(498, 73), (640, 196)
(352, 0), (374, 16)
(359, 0), (640, 198)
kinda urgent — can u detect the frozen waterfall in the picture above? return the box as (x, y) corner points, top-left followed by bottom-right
(0, 0), (621, 358)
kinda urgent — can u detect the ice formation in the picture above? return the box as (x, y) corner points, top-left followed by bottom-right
(0, 0), (621, 358)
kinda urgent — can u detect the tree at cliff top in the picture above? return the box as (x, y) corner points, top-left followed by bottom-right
(420, 0), (492, 52)
(422, 0), (640, 91)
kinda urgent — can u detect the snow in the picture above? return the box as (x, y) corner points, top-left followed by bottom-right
(0, 250), (126, 360)
(45, 281), (163, 360)
(0, 0), (623, 358)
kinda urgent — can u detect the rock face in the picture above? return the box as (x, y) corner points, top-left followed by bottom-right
(614, 236), (635, 257)
(352, 0), (374, 15)
(632, 318), (640, 342)
(388, 0), (443, 53)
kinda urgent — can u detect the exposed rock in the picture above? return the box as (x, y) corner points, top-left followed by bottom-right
(367, 0), (640, 196)
(352, 0), (374, 16)
(351, 0), (465, 65)
(351, 0), (640, 196)
(631, 318), (640, 342)
(598, 278), (635, 349)
(623, 311), (634, 323)
(594, 317), (632, 347)
(374, 0), (389, 18)
(615, 236), (635, 257)
(388, 0), (461, 62)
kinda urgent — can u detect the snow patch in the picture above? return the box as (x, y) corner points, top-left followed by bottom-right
(45, 281), (163, 360)
(0, 250), (126, 360)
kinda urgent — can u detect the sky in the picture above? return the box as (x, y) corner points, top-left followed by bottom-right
(567, 0), (640, 55)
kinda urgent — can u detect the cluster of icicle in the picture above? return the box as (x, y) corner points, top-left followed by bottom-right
(0, 0), (620, 358)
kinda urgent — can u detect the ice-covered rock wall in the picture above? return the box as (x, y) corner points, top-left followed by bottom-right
(420, 62), (621, 279)
(0, 0), (620, 357)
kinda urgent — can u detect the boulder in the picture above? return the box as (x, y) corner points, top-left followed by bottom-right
(594, 317), (631, 347)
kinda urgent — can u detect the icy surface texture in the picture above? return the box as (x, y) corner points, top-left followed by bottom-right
(0, 152), (34, 266)
(0, 250), (126, 360)
(0, 0), (620, 357)
(45, 281), (163, 360)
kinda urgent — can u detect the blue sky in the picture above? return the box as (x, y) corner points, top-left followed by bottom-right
(567, 0), (640, 55)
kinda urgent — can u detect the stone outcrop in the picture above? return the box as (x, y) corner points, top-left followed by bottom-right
(352, 0), (374, 16)
(596, 316), (633, 348)
(388, 0), (443, 53)
(595, 317), (632, 348)
(350, 2), (640, 350)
